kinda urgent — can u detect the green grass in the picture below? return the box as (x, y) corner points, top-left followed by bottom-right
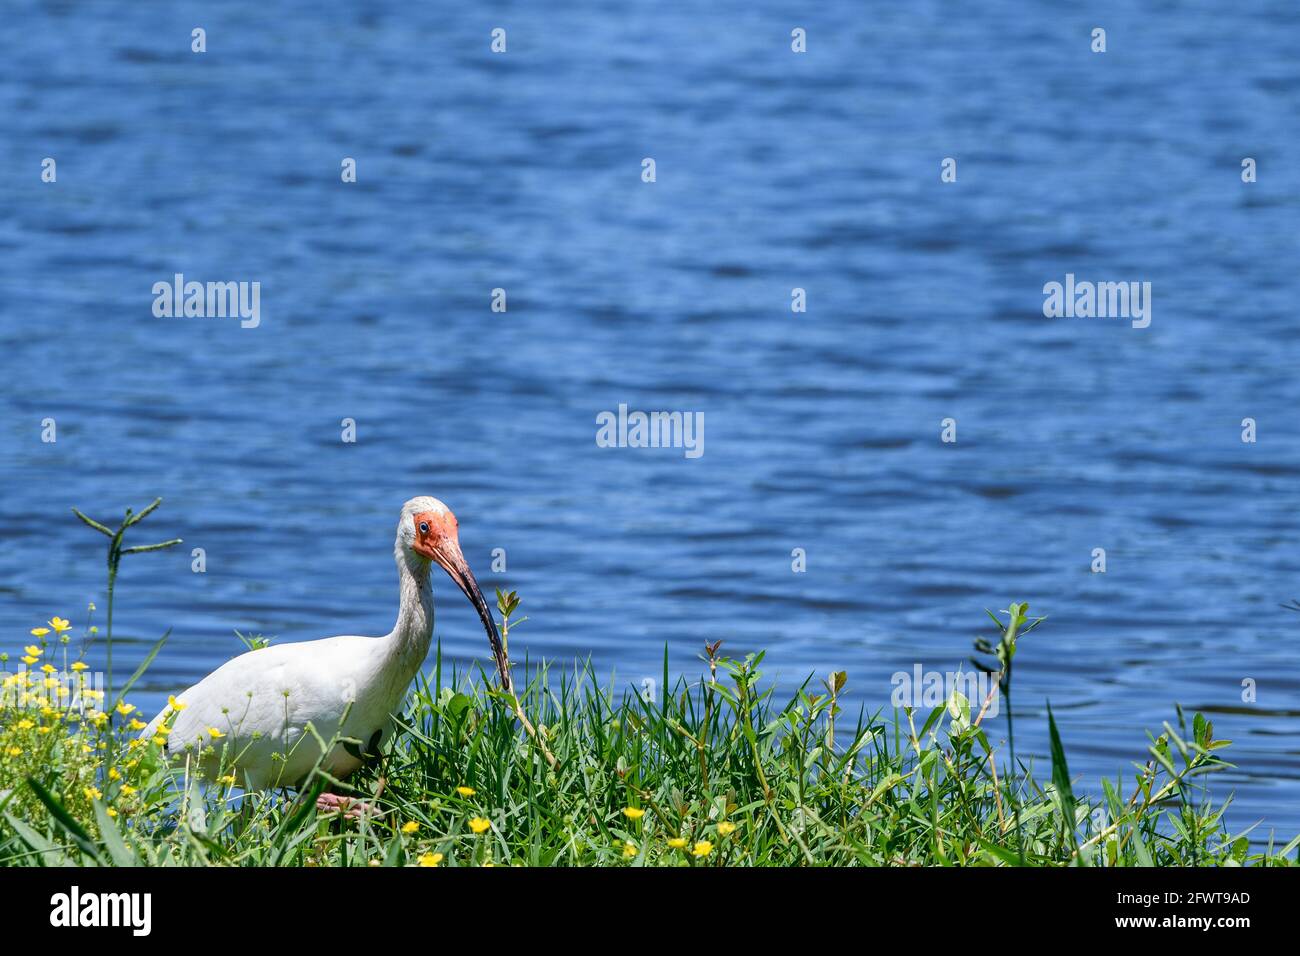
(1, 500), (1295, 867)
(2, 606), (1297, 866)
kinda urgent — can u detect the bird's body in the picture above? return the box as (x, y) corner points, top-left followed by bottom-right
(143, 496), (506, 792)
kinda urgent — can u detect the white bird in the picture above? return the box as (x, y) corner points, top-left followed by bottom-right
(143, 496), (509, 807)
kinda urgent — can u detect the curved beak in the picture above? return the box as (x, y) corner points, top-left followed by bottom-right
(433, 540), (512, 692)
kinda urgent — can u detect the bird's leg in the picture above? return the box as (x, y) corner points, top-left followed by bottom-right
(317, 729), (386, 820)
(315, 792), (381, 820)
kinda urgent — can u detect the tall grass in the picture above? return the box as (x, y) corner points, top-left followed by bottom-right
(0, 503), (1295, 866)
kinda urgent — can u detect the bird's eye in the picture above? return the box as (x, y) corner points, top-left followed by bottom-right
(419, 521), (429, 534)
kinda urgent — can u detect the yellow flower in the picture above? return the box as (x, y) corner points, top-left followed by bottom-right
(717, 821), (737, 836)
(16, 719), (35, 730)
(24, 644), (42, 657)
(667, 837), (687, 849)
(108, 767), (121, 781)
(120, 785), (137, 796)
(49, 617), (71, 633)
(691, 840), (714, 858)
(622, 807), (646, 820)
(106, 808), (118, 818)
(41, 663), (56, 674)
(128, 718), (147, 731)
(168, 695), (188, 711)
(218, 774), (236, 786)
(116, 702), (136, 716)
(468, 817), (491, 834)
(70, 661), (88, 672)
(456, 786), (476, 797)
(5, 747), (21, 757)
(20, 656), (37, 666)
(401, 821), (420, 834)
(417, 852), (444, 867)
(83, 786), (103, 801)
(28, 629), (49, 639)
(152, 735), (168, 746)
(207, 727), (225, 739)
(622, 841), (637, 858)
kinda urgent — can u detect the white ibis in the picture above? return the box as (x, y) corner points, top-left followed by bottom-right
(142, 496), (510, 807)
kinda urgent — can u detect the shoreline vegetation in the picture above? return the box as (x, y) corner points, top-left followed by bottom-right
(1, 501), (1296, 866)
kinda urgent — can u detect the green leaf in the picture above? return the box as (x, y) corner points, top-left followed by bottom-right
(93, 800), (136, 866)
(26, 778), (101, 861)
(1046, 702), (1078, 851)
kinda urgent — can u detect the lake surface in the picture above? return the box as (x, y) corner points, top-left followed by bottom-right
(2, 1), (1298, 839)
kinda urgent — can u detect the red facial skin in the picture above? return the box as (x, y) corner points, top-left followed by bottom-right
(411, 510), (460, 564)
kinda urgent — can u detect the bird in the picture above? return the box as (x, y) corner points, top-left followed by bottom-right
(142, 496), (509, 810)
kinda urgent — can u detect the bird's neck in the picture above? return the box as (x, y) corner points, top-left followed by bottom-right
(385, 552), (435, 677)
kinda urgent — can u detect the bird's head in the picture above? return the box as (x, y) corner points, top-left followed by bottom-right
(397, 496), (511, 690)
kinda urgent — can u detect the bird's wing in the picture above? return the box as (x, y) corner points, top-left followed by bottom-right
(144, 635), (387, 786)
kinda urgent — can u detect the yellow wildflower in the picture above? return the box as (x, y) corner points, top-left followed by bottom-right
(16, 719), (35, 730)
(152, 735), (167, 746)
(20, 656), (37, 666)
(115, 701), (136, 716)
(120, 785), (137, 796)
(456, 786), (476, 797)
(218, 774), (236, 786)
(468, 817), (491, 834)
(41, 663), (56, 674)
(168, 695), (188, 711)
(71, 661), (88, 672)
(49, 617), (71, 633)
(108, 767), (121, 781)
(667, 837), (687, 849)
(717, 821), (737, 836)
(622, 807), (645, 820)
(5, 747), (21, 757)
(106, 808), (118, 818)
(207, 727), (225, 739)
(401, 821), (420, 834)
(28, 629), (48, 639)
(129, 718), (147, 731)
(418, 852), (444, 867)
(622, 841), (637, 858)
(83, 786), (102, 801)
(691, 840), (714, 858)
(24, 644), (42, 657)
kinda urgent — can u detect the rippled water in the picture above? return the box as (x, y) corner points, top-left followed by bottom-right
(2, 1), (1298, 838)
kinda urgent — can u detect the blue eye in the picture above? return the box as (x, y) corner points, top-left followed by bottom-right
(419, 522), (429, 534)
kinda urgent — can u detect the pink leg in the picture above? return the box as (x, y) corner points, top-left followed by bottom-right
(316, 792), (381, 820)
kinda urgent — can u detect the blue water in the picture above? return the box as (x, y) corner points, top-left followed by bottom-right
(2, 1), (1298, 840)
